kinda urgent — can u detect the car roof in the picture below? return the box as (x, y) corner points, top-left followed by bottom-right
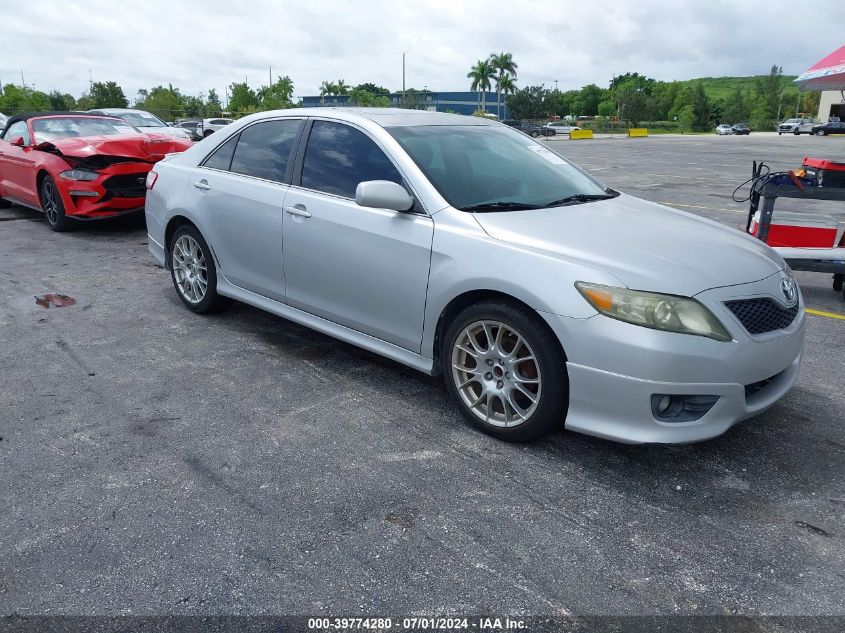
(250, 107), (499, 128)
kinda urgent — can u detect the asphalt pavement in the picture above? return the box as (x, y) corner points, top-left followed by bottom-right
(0, 133), (843, 620)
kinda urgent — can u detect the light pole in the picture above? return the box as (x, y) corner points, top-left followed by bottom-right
(402, 52), (406, 108)
(554, 79), (558, 92)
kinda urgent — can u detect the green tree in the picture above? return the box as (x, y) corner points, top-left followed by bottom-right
(498, 75), (517, 118)
(48, 91), (76, 111)
(489, 51), (518, 119)
(90, 81), (128, 108)
(228, 82), (258, 114)
(319, 80), (337, 105)
(691, 82), (711, 131)
(138, 84), (184, 120)
(258, 75), (295, 110)
(354, 83), (390, 96)
(182, 95), (204, 118)
(467, 59), (496, 112)
(575, 84), (605, 116)
(506, 84), (549, 120)
(335, 79), (350, 96)
(616, 83), (649, 125)
(722, 86), (749, 123)
(752, 65), (783, 127)
(206, 89), (222, 117)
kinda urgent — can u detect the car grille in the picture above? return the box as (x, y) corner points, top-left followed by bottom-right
(102, 173), (147, 199)
(724, 298), (799, 335)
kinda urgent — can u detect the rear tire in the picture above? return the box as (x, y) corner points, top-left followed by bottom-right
(169, 225), (231, 314)
(40, 176), (73, 232)
(441, 300), (568, 442)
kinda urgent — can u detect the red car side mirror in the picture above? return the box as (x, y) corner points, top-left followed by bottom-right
(10, 137), (25, 147)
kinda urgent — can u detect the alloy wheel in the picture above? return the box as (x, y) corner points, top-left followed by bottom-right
(450, 320), (542, 428)
(172, 235), (208, 304)
(42, 180), (59, 225)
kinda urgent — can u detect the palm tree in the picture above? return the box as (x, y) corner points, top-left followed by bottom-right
(498, 75), (516, 119)
(335, 79), (350, 96)
(467, 59), (496, 113)
(489, 52), (518, 119)
(319, 80), (337, 105)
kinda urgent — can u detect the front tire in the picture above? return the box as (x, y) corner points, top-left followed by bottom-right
(442, 300), (568, 442)
(40, 176), (73, 232)
(169, 225), (230, 314)
(817, 130), (827, 136)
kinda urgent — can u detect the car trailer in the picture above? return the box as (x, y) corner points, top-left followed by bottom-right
(744, 159), (845, 300)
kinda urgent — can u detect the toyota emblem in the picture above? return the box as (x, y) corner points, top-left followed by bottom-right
(780, 278), (796, 304)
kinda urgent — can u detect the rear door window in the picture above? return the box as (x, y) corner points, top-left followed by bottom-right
(228, 119), (304, 183)
(202, 134), (239, 171)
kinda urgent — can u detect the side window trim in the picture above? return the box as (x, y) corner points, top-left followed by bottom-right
(199, 117), (306, 185)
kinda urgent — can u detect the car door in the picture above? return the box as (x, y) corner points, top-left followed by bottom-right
(187, 118), (305, 302)
(0, 121), (38, 204)
(282, 119), (434, 352)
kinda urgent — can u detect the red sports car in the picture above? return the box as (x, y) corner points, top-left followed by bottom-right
(0, 112), (192, 231)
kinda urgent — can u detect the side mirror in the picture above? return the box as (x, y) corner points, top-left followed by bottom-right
(355, 180), (414, 212)
(10, 137), (25, 147)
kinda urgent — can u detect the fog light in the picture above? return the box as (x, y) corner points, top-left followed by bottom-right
(651, 394), (720, 423)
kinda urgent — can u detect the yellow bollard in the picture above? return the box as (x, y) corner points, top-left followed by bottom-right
(627, 128), (648, 137)
(570, 129), (594, 140)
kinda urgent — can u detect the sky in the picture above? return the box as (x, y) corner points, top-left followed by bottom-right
(2, 0), (844, 103)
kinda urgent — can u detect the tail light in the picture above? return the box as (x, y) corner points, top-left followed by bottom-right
(146, 171), (158, 190)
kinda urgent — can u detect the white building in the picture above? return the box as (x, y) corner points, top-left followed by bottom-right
(817, 91), (845, 121)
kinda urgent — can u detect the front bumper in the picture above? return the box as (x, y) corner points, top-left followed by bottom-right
(58, 163), (151, 219)
(541, 273), (805, 443)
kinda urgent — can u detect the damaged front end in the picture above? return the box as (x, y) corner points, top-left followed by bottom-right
(36, 137), (187, 219)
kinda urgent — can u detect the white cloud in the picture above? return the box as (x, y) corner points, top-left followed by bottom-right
(1, 0), (842, 101)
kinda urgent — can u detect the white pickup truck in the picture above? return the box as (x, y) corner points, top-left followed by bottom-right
(778, 118), (815, 135)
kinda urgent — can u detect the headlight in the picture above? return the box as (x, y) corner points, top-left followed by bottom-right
(59, 169), (98, 181)
(575, 282), (732, 341)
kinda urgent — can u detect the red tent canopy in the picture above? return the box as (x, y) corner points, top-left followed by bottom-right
(794, 44), (845, 91)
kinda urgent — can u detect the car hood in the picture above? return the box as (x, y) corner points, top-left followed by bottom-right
(471, 193), (785, 296)
(35, 134), (191, 167)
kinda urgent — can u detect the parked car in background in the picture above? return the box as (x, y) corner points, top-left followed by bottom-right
(544, 121), (582, 135)
(145, 108), (804, 445)
(778, 118), (815, 135)
(501, 119), (555, 137)
(87, 108), (192, 141)
(171, 120), (202, 141)
(731, 123), (751, 135)
(715, 124), (733, 135)
(810, 121), (845, 136)
(0, 113), (191, 231)
(197, 117), (235, 138)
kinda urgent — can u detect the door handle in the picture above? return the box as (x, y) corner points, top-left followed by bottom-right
(285, 206), (312, 218)
(193, 180), (211, 190)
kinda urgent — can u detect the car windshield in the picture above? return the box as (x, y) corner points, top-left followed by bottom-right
(388, 124), (612, 211)
(784, 119), (800, 124)
(116, 112), (167, 128)
(31, 117), (141, 143)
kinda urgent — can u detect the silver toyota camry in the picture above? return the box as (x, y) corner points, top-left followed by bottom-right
(144, 108), (805, 444)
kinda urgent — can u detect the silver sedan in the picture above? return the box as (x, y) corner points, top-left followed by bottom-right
(144, 108), (804, 444)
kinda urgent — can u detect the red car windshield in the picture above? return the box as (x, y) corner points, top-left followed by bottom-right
(31, 117), (141, 143)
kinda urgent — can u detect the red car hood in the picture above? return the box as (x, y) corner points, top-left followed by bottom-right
(36, 133), (191, 164)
